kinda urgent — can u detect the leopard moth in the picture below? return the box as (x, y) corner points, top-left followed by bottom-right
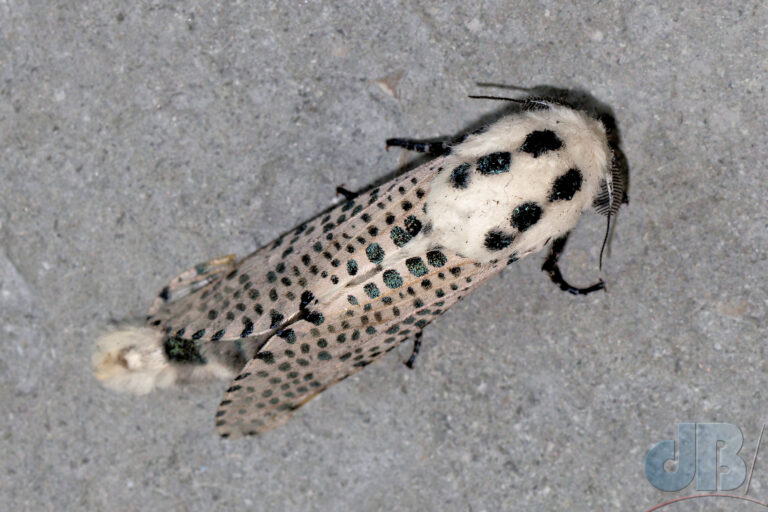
(92, 96), (629, 439)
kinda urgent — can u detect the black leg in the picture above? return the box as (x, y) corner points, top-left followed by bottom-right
(541, 235), (605, 295)
(386, 138), (450, 156)
(404, 330), (423, 369)
(336, 186), (358, 201)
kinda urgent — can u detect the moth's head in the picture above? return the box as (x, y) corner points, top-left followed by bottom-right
(510, 97), (630, 218)
(466, 91), (630, 219)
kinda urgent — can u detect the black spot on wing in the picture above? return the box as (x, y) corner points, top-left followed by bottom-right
(365, 243), (385, 263)
(240, 317), (254, 337)
(549, 168), (583, 201)
(382, 269), (403, 289)
(426, 250), (447, 267)
(305, 311), (325, 325)
(510, 202), (542, 232)
(299, 290), (314, 309)
(254, 351), (275, 364)
(390, 227), (411, 247)
(476, 152), (511, 174)
(406, 257), (428, 276)
(404, 215), (422, 237)
(277, 329), (296, 343)
(363, 283), (380, 298)
(520, 130), (562, 157)
(269, 310), (284, 328)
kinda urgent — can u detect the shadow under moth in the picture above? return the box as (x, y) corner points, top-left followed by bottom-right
(93, 95), (629, 439)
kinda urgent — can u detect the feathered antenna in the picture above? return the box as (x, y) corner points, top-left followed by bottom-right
(598, 214), (611, 273)
(468, 94), (522, 102)
(598, 172), (614, 272)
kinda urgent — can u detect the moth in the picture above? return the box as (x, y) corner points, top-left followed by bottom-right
(93, 96), (629, 439)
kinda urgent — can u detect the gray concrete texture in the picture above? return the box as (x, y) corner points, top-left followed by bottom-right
(1, 1), (766, 510)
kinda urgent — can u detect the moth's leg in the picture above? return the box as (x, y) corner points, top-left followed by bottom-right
(148, 254), (237, 315)
(541, 235), (605, 295)
(336, 186), (359, 201)
(404, 330), (423, 369)
(385, 138), (451, 156)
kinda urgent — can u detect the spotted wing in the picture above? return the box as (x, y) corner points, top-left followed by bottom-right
(213, 249), (504, 438)
(147, 156), (450, 348)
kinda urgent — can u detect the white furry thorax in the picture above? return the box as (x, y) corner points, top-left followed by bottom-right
(424, 105), (611, 262)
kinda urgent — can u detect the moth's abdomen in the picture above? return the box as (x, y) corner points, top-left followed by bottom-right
(92, 326), (237, 394)
(92, 327), (173, 395)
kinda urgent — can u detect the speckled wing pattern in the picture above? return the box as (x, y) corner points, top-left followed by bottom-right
(205, 158), (506, 438)
(214, 257), (499, 438)
(145, 164), (446, 366)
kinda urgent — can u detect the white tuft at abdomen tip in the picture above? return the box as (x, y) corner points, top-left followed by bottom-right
(92, 327), (176, 395)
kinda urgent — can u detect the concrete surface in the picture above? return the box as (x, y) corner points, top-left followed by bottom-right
(1, 1), (767, 510)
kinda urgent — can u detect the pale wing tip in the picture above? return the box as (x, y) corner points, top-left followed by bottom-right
(92, 326), (176, 395)
(215, 408), (297, 440)
(215, 379), (321, 440)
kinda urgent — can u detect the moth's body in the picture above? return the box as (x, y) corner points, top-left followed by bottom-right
(93, 100), (628, 438)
